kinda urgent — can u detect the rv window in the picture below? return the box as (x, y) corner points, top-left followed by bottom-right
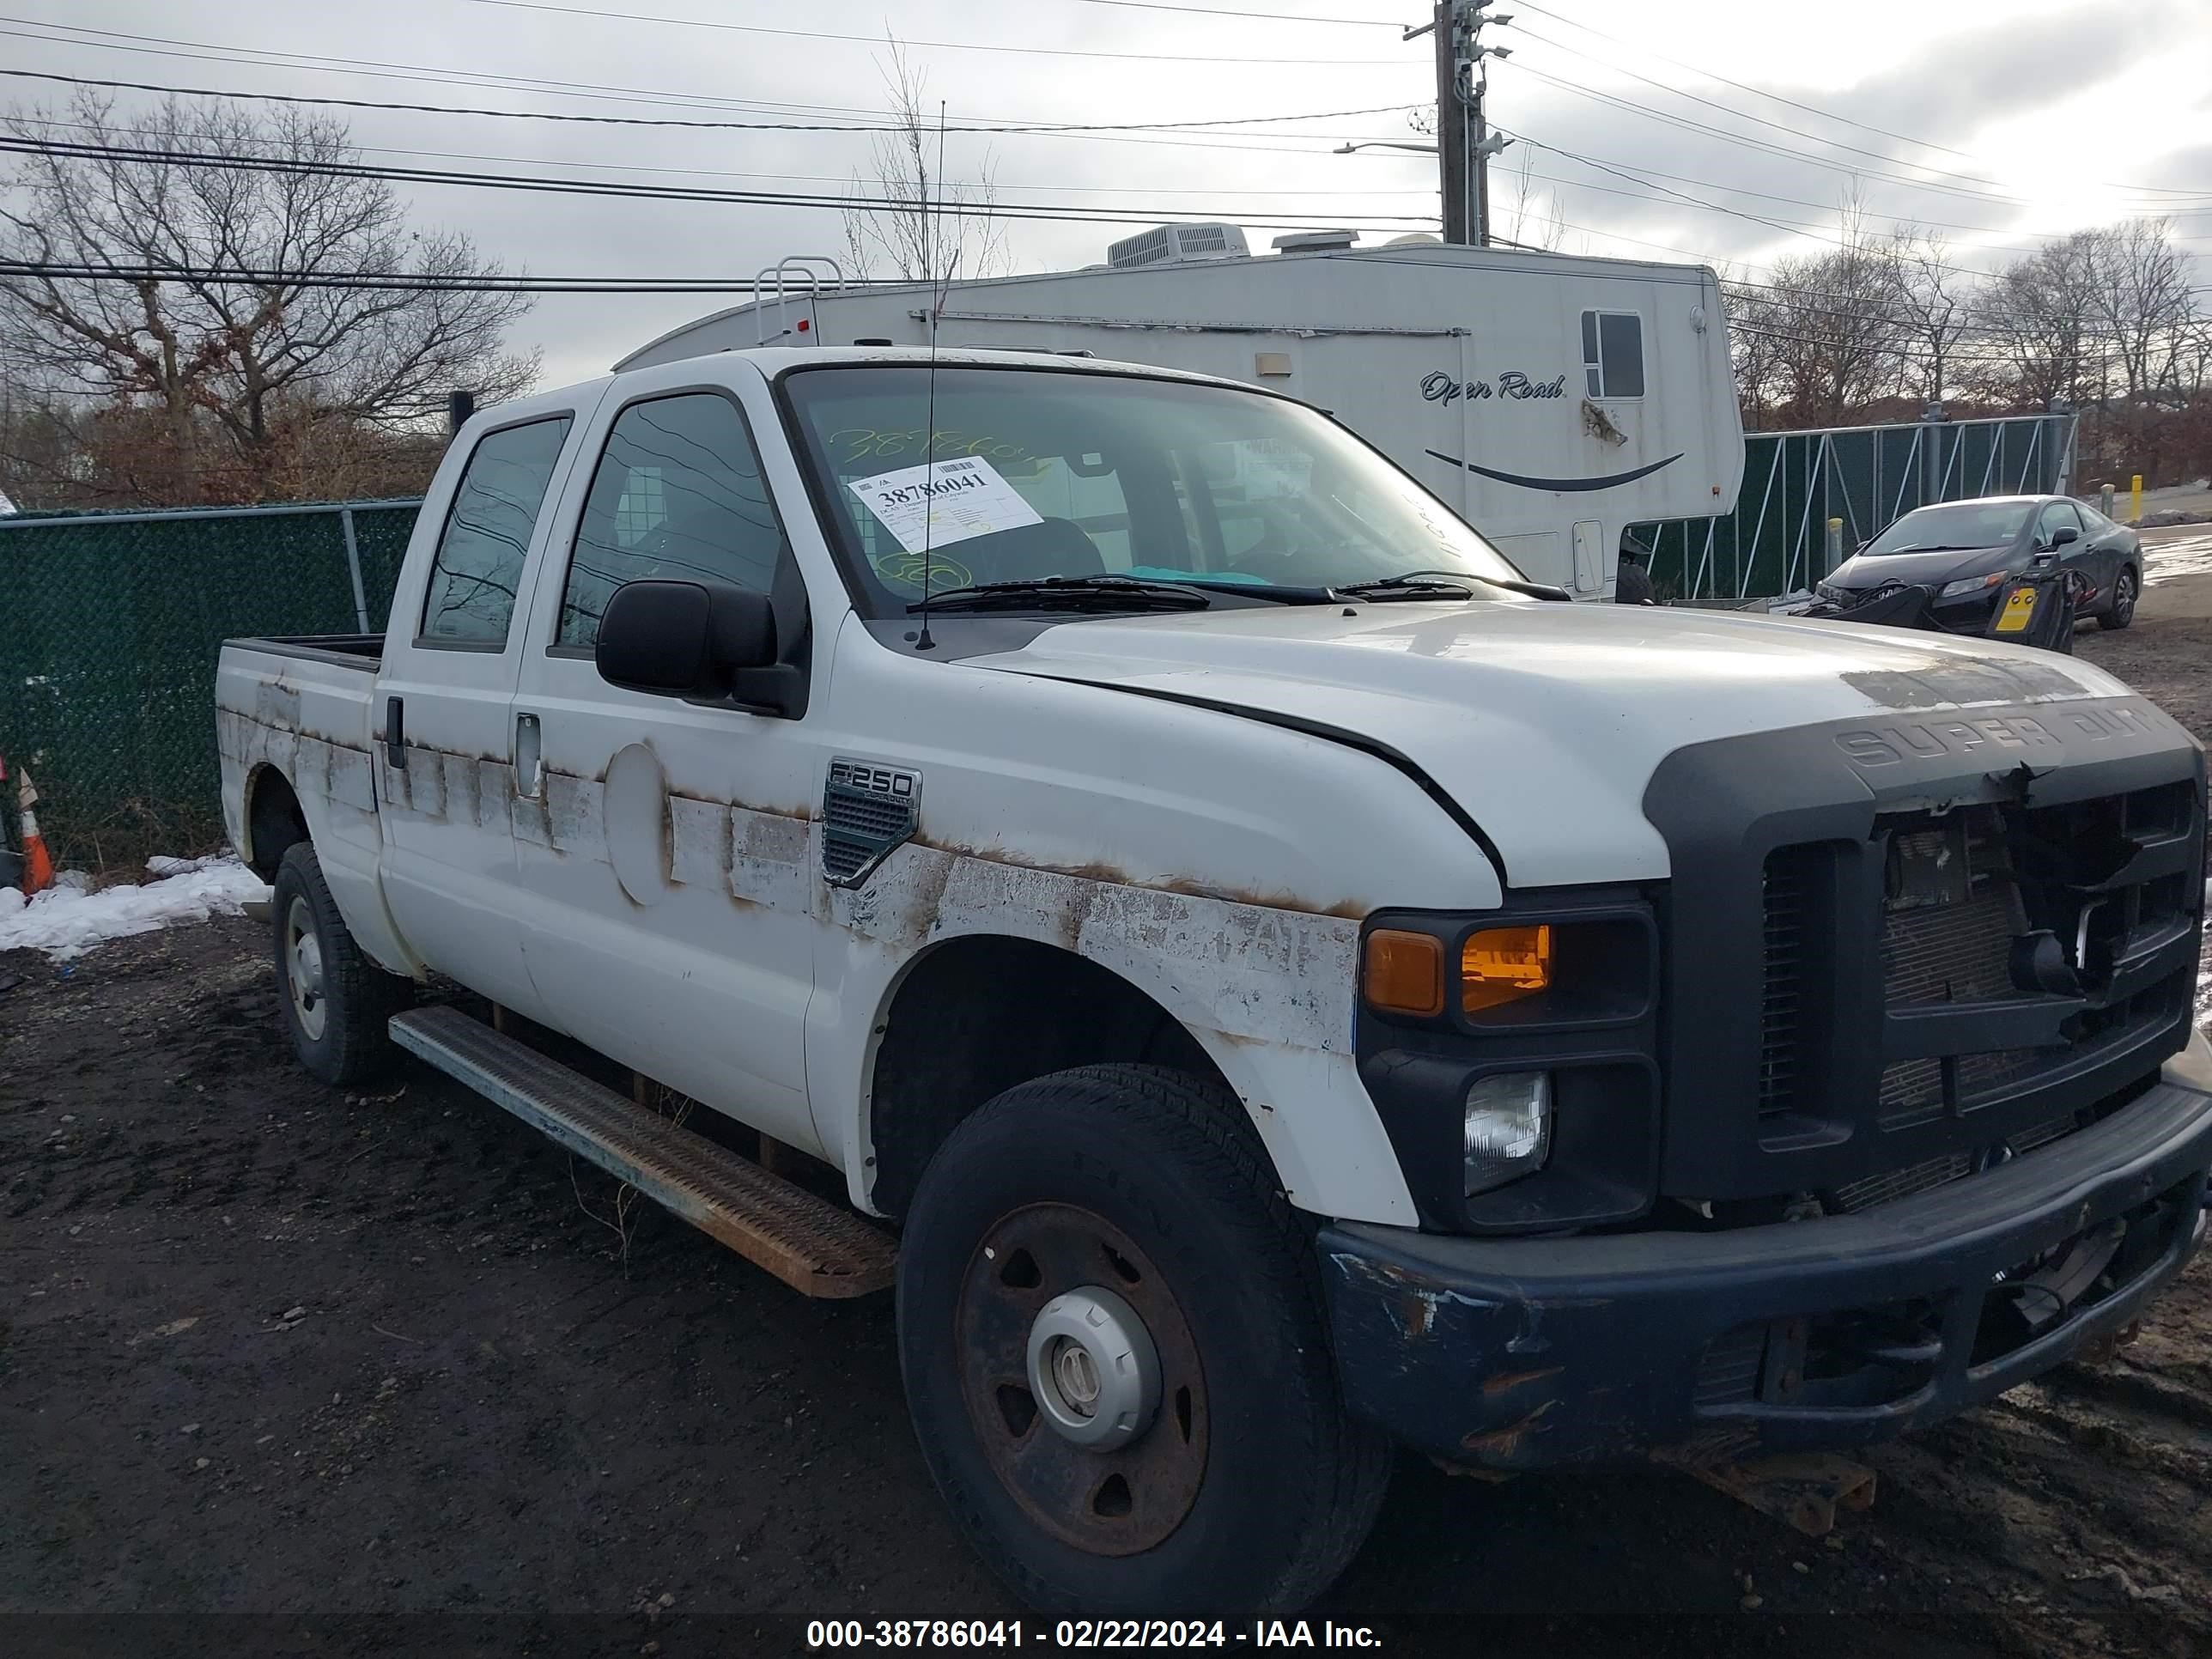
(1582, 310), (1644, 400)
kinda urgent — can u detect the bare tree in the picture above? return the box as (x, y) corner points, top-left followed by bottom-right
(2091, 218), (2196, 400)
(1725, 197), (1909, 425)
(1498, 150), (1567, 252)
(1887, 226), (1978, 406)
(0, 94), (538, 504)
(1979, 229), (2106, 412)
(842, 40), (1009, 285)
(1717, 263), (1780, 427)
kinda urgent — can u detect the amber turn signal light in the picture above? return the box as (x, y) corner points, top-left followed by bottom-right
(1462, 924), (1552, 1013)
(1364, 928), (1445, 1017)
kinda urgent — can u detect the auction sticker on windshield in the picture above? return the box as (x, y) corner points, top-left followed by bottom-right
(848, 455), (1043, 553)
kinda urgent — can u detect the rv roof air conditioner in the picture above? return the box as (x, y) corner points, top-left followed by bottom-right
(1105, 223), (1251, 270)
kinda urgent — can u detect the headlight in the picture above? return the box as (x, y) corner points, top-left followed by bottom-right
(1464, 1071), (1552, 1194)
(1940, 572), (2004, 600)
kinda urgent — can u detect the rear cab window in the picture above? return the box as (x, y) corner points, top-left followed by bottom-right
(417, 416), (574, 646)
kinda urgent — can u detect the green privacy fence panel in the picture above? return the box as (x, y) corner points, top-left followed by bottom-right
(1638, 412), (2076, 601)
(0, 499), (422, 863)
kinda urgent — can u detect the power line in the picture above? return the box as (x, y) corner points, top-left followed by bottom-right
(5, 109), (1444, 201)
(1512, 139), (2021, 270)
(1507, 1), (2212, 202)
(1505, 18), (2212, 211)
(0, 65), (1424, 141)
(1512, 139), (2202, 250)
(1061, 0), (1398, 23)
(453, 0), (1408, 65)
(0, 25), (1431, 165)
(1507, 60), (2202, 216)
(0, 260), (840, 293)
(0, 135), (1441, 231)
(1507, 21), (2021, 196)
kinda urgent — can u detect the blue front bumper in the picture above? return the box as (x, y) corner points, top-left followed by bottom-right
(1319, 1034), (2212, 1469)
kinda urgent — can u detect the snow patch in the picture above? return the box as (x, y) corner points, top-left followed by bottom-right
(0, 856), (270, 961)
(2143, 532), (2212, 586)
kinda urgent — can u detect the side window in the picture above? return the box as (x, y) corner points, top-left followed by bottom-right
(560, 392), (787, 647)
(2039, 501), (2082, 543)
(1582, 310), (1645, 399)
(417, 416), (573, 645)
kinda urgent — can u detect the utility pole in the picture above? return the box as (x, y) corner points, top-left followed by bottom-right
(1413, 1), (1512, 246)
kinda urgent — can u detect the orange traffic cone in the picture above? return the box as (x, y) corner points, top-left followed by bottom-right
(15, 763), (54, 896)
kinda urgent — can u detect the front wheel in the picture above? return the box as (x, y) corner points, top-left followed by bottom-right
(897, 1065), (1390, 1619)
(270, 842), (410, 1085)
(2099, 566), (2138, 630)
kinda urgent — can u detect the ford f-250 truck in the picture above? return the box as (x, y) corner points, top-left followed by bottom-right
(218, 346), (2212, 1618)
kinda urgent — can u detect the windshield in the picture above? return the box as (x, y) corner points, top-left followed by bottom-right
(1863, 501), (2033, 555)
(781, 364), (1525, 614)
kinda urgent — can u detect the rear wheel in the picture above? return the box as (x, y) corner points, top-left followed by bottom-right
(2099, 566), (2137, 630)
(897, 1064), (1390, 1619)
(271, 842), (410, 1085)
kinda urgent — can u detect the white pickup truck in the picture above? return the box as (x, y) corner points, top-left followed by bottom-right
(219, 346), (2212, 1619)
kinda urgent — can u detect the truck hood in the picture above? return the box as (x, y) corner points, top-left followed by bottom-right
(964, 600), (2135, 887)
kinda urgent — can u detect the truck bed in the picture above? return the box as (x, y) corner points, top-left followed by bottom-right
(227, 632), (385, 670)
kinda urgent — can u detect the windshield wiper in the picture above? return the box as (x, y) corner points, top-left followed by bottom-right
(908, 576), (1218, 614)
(1334, 568), (1571, 603)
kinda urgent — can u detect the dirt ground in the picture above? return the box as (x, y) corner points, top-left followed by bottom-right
(4, 601), (2211, 1657)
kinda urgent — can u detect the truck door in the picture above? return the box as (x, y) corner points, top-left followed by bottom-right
(377, 400), (595, 1019)
(507, 368), (821, 1150)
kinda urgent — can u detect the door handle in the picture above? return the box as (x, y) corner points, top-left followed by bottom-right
(385, 696), (406, 769)
(514, 713), (544, 799)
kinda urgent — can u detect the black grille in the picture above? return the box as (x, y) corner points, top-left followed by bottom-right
(1830, 1108), (2087, 1212)
(1876, 811), (2025, 1121)
(1742, 776), (2203, 1203)
(1758, 848), (1813, 1122)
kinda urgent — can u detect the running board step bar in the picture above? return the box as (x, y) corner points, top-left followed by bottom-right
(388, 1006), (894, 1297)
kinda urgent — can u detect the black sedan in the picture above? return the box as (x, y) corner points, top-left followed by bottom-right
(1817, 495), (2142, 632)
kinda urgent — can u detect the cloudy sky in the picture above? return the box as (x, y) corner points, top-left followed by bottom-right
(7, 0), (2209, 386)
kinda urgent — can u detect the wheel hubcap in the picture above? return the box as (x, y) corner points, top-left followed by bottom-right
(1026, 1285), (1161, 1449)
(285, 896), (327, 1042)
(2118, 574), (2135, 620)
(957, 1203), (1207, 1555)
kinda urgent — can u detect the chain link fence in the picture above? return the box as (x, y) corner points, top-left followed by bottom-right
(0, 499), (421, 870)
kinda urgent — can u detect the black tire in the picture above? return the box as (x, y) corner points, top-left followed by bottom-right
(270, 842), (410, 1085)
(897, 1064), (1391, 1619)
(2098, 566), (2138, 630)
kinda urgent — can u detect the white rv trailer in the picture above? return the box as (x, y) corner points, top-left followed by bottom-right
(619, 230), (1746, 599)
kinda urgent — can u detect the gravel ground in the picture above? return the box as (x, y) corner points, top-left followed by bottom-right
(3, 614), (2209, 1658)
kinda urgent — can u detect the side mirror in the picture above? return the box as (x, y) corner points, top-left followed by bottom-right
(2051, 525), (2080, 546)
(597, 579), (780, 702)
